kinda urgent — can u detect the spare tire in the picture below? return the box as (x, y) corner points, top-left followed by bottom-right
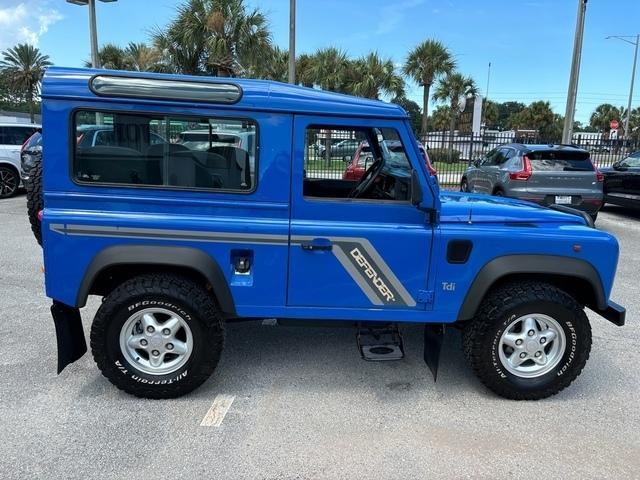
(26, 158), (43, 246)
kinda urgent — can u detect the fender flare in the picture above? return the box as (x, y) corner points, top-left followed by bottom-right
(77, 245), (236, 315)
(457, 255), (606, 321)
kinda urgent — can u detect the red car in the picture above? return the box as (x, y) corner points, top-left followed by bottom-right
(343, 141), (437, 180)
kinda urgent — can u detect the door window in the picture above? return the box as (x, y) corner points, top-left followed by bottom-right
(303, 126), (412, 202)
(1, 126), (37, 145)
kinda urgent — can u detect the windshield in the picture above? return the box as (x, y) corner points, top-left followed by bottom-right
(620, 151), (640, 168)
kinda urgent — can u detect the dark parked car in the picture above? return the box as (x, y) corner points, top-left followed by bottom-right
(601, 151), (640, 209)
(461, 144), (604, 220)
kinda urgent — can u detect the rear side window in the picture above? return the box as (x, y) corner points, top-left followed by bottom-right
(528, 150), (593, 172)
(1, 126), (37, 145)
(73, 110), (257, 191)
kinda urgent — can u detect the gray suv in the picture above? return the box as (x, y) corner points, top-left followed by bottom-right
(461, 144), (603, 220)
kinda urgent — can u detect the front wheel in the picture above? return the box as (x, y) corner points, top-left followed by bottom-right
(460, 178), (469, 192)
(90, 274), (224, 398)
(463, 281), (591, 400)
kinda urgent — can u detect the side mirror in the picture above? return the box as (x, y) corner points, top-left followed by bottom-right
(411, 169), (423, 206)
(343, 154), (351, 162)
(473, 159), (481, 168)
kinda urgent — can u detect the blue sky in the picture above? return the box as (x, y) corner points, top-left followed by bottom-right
(1, 0), (639, 123)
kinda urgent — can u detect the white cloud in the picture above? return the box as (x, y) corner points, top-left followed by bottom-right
(0, 2), (63, 51)
(375, 0), (427, 36)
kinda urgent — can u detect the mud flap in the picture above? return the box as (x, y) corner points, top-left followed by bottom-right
(51, 301), (87, 374)
(423, 324), (445, 381)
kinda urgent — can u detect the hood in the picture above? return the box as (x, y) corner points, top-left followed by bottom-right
(440, 192), (587, 225)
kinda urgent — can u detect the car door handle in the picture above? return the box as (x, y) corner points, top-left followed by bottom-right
(300, 239), (333, 251)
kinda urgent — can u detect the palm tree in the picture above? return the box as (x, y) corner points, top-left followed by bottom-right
(309, 47), (350, 92)
(433, 72), (478, 161)
(153, 0), (271, 77)
(403, 39), (455, 137)
(0, 44), (52, 122)
(250, 45), (288, 82)
(296, 53), (315, 87)
(349, 52), (404, 100)
(124, 42), (164, 72)
(84, 43), (128, 70)
(589, 103), (624, 134)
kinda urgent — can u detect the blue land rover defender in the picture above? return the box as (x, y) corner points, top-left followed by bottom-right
(39, 67), (625, 400)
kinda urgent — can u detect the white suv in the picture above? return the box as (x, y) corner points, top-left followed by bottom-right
(0, 123), (40, 198)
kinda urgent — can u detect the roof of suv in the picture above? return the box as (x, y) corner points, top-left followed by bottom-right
(42, 67), (408, 120)
(0, 123), (40, 128)
(509, 143), (588, 153)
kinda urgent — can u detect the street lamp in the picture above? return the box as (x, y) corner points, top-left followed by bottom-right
(66, 0), (118, 69)
(606, 34), (639, 140)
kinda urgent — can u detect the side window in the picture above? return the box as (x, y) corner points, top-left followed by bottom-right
(303, 125), (412, 201)
(3, 126), (36, 145)
(73, 110), (257, 191)
(482, 149), (498, 166)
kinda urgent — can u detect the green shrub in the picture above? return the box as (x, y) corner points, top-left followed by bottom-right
(428, 148), (462, 164)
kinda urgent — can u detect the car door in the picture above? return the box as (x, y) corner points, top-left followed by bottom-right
(473, 149), (498, 193)
(287, 115), (434, 312)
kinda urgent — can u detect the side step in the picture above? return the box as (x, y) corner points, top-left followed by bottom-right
(357, 325), (404, 361)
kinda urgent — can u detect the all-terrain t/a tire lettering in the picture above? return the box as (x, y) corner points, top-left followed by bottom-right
(463, 281), (592, 400)
(90, 274), (224, 399)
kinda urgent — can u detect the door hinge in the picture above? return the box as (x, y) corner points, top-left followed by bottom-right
(417, 289), (434, 305)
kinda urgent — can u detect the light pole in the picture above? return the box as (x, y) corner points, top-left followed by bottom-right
(66, 0), (118, 69)
(288, 0), (296, 84)
(562, 0), (588, 144)
(606, 34), (639, 140)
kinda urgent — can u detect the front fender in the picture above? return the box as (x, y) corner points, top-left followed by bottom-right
(457, 254), (606, 320)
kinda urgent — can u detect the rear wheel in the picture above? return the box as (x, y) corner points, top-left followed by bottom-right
(460, 178), (469, 192)
(493, 189), (504, 197)
(90, 274), (225, 399)
(25, 159), (43, 245)
(0, 165), (19, 198)
(463, 281), (591, 400)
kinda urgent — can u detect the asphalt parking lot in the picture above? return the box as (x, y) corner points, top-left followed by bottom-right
(1, 193), (638, 479)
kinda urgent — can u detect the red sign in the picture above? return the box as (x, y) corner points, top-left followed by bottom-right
(610, 119), (619, 129)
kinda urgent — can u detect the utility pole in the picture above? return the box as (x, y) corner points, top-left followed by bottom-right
(562, 0), (588, 144)
(288, 0), (296, 84)
(88, 0), (100, 68)
(485, 61), (491, 101)
(606, 34), (639, 140)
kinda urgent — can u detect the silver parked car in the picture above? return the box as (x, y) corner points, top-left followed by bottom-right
(461, 144), (604, 220)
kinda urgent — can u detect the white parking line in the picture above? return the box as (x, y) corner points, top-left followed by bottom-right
(200, 394), (235, 427)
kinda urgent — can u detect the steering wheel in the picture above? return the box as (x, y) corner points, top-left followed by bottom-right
(349, 157), (384, 198)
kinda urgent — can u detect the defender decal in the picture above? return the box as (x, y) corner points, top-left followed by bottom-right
(50, 224), (416, 308)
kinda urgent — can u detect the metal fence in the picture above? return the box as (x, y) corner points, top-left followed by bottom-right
(304, 130), (640, 189)
(421, 131), (640, 189)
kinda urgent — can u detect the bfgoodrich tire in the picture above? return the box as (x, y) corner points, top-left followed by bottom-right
(90, 274), (224, 399)
(25, 159), (43, 246)
(463, 281), (591, 400)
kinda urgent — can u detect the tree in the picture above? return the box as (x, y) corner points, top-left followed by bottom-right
(508, 101), (561, 139)
(429, 105), (451, 131)
(403, 39), (455, 137)
(124, 42), (164, 72)
(0, 43), (52, 122)
(349, 52), (404, 100)
(309, 47), (350, 93)
(152, 0), (271, 76)
(432, 72), (478, 160)
(393, 96), (422, 137)
(589, 103), (624, 133)
(295, 53), (315, 87)
(250, 45), (288, 82)
(84, 43), (127, 70)
(482, 99), (499, 128)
